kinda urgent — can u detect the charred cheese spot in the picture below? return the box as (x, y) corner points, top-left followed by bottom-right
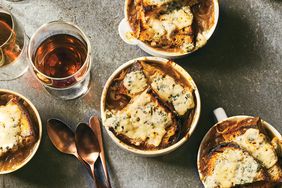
(104, 90), (173, 147)
(234, 128), (278, 169)
(151, 73), (194, 115)
(123, 70), (148, 94)
(204, 148), (261, 188)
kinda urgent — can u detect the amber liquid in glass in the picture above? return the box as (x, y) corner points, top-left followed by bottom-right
(34, 34), (87, 79)
(0, 12), (20, 65)
(0, 13), (12, 46)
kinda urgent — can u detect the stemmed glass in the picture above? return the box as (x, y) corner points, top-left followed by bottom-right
(28, 21), (92, 100)
(0, 6), (28, 80)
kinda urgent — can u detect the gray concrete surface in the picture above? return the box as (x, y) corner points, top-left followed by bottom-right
(0, 0), (281, 187)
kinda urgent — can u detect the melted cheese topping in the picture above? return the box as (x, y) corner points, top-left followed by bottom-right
(123, 71), (148, 94)
(151, 73), (194, 115)
(0, 102), (21, 155)
(104, 90), (172, 146)
(143, 0), (174, 6)
(148, 6), (194, 40)
(133, 1), (195, 52)
(204, 148), (260, 188)
(159, 6), (194, 51)
(148, 18), (166, 40)
(160, 6), (193, 31)
(234, 128), (278, 169)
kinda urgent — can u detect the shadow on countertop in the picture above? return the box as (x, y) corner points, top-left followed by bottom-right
(4, 1), (278, 187)
(150, 6), (265, 179)
(9, 125), (93, 188)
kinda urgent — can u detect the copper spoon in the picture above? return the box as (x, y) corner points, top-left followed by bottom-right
(90, 116), (111, 188)
(75, 123), (101, 188)
(46, 119), (91, 175)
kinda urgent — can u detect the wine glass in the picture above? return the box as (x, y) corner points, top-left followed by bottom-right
(28, 21), (92, 100)
(0, 6), (28, 81)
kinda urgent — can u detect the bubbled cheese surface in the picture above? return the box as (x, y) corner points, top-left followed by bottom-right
(148, 6), (194, 41)
(151, 72), (194, 115)
(160, 6), (193, 31)
(204, 148), (260, 188)
(123, 71), (148, 94)
(234, 128), (278, 169)
(0, 102), (21, 155)
(105, 90), (173, 147)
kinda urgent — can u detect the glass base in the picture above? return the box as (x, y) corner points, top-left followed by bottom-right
(0, 30), (28, 81)
(44, 73), (91, 100)
(0, 49), (28, 81)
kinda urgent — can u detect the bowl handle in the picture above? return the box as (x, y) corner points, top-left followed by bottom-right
(118, 18), (138, 45)
(213, 107), (228, 122)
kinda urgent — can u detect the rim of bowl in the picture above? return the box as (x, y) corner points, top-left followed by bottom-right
(123, 0), (219, 57)
(100, 56), (201, 156)
(197, 115), (282, 182)
(0, 89), (42, 174)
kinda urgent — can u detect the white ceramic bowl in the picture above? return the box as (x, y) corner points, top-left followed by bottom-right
(0, 89), (42, 174)
(118, 0), (219, 59)
(197, 108), (282, 185)
(101, 56), (201, 156)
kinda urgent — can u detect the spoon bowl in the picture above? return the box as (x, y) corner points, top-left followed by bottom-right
(47, 119), (96, 181)
(75, 123), (101, 187)
(47, 119), (78, 157)
(75, 123), (100, 165)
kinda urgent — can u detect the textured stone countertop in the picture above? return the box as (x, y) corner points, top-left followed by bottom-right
(0, 0), (281, 187)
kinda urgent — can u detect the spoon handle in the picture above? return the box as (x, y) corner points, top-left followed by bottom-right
(75, 153), (95, 179)
(90, 164), (103, 188)
(90, 116), (112, 188)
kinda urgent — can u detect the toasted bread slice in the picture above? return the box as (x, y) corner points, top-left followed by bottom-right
(215, 117), (282, 184)
(140, 61), (195, 116)
(232, 128), (278, 169)
(122, 62), (148, 96)
(0, 98), (35, 157)
(215, 117), (264, 139)
(203, 143), (268, 188)
(106, 62), (148, 110)
(104, 88), (178, 149)
(112, 61), (148, 97)
(267, 164), (282, 183)
(271, 137), (282, 157)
